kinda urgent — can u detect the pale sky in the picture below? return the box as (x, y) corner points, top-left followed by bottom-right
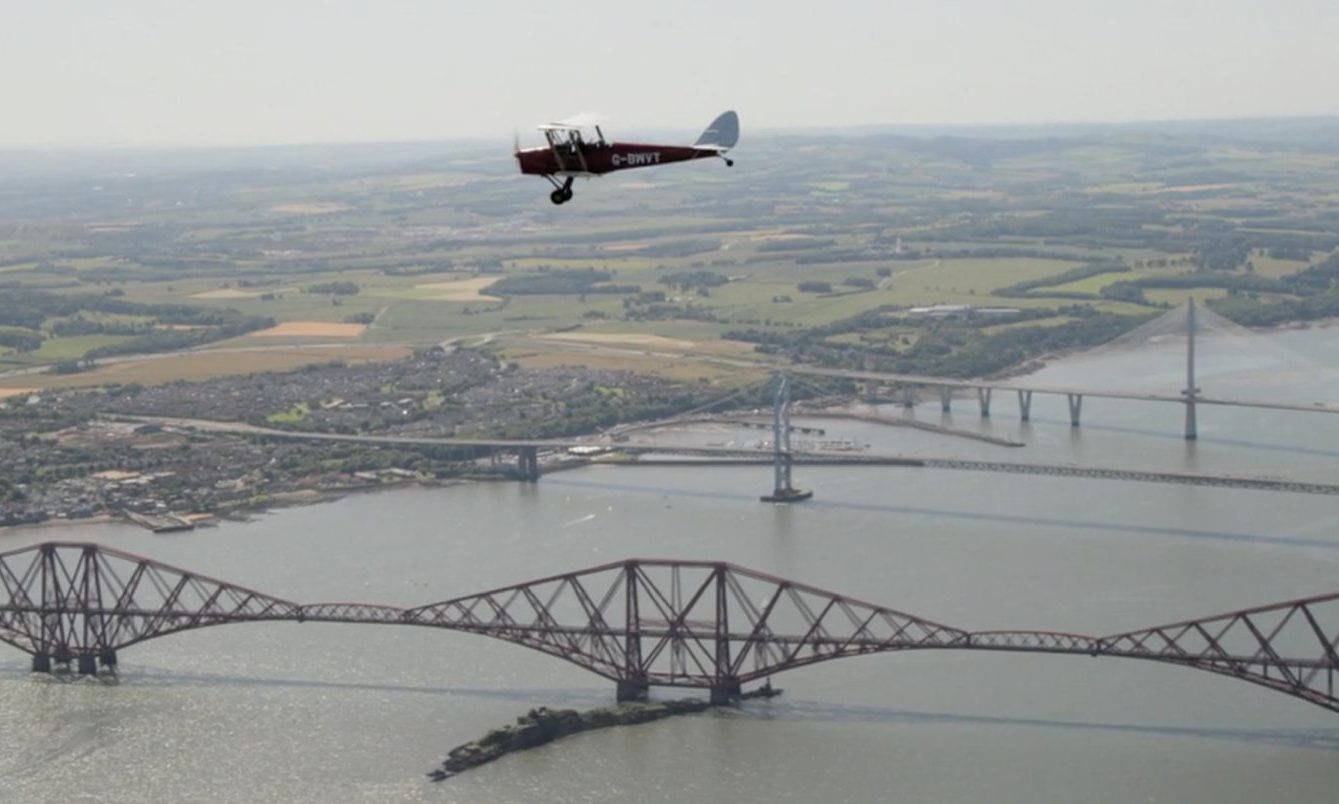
(3, 0), (1337, 148)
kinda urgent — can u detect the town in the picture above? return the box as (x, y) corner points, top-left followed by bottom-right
(0, 348), (747, 529)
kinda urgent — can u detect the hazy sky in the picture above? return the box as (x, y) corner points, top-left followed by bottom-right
(4, 0), (1337, 148)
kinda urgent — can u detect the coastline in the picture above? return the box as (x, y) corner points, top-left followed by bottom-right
(5, 311), (1333, 538)
(993, 313), (1339, 381)
(0, 476), (483, 537)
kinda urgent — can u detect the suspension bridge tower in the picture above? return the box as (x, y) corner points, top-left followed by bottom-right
(1183, 298), (1200, 440)
(761, 374), (813, 503)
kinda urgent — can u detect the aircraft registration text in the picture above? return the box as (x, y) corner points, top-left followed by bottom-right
(611, 152), (662, 167)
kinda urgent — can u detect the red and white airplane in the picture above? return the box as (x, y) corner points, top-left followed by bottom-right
(515, 111), (739, 205)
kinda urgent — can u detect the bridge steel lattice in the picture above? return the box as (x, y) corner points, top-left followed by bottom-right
(4, 543), (1339, 712)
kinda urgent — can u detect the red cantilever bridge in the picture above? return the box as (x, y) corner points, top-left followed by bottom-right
(4, 542), (1339, 711)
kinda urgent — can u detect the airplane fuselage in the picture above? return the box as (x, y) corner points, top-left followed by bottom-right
(515, 141), (719, 177)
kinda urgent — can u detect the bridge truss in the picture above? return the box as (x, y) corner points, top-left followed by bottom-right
(3, 542), (1339, 712)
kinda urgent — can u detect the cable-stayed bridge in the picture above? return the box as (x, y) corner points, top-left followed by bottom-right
(111, 301), (1339, 500)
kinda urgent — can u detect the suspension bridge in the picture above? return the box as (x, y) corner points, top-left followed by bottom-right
(4, 542), (1339, 713)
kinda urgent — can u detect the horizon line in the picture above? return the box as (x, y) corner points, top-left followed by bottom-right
(3, 113), (1339, 154)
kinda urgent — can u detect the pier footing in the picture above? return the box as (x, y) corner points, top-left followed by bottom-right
(710, 682), (742, 706)
(616, 680), (649, 702)
(761, 488), (813, 503)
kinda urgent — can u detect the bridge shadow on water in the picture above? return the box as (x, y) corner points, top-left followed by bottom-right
(1025, 415), (1339, 459)
(5, 660), (1337, 753)
(735, 699), (1339, 753)
(544, 477), (1339, 552)
(0, 659), (613, 707)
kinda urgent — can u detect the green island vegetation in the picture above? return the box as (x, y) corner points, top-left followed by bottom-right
(3, 118), (1339, 386)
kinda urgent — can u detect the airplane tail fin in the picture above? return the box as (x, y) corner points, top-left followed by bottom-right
(694, 111), (739, 151)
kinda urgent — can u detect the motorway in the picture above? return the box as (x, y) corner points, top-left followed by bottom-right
(500, 334), (1339, 417)
(778, 365), (1339, 416)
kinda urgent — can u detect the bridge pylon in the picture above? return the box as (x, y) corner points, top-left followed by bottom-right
(1183, 298), (1200, 440)
(760, 374), (812, 503)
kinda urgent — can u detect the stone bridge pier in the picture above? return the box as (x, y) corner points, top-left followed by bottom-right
(31, 649), (118, 675)
(516, 446), (540, 482)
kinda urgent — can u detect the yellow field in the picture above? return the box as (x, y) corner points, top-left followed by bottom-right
(191, 287), (296, 300)
(252, 321), (368, 338)
(0, 346), (410, 391)
(269, 203), (351, 215)
(413, 276), (503, 301)
(747, 231), (808, 241)
(191, 288), (260, 299)
(505, 349), (764, 383)
(1151, 183), (1236, 194)
(540, 332), (700, 350)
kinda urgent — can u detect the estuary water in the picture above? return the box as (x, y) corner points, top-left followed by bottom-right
(3, 325), (1339, 803)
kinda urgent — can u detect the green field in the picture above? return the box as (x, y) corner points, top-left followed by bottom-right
(3, 119), (1338, 383)
(1045, 272), (1131, 295)
(31, 334), (135, 361)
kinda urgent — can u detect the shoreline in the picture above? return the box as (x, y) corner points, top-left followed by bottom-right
(0, 476), (483, 537)
(993, 314), (1339, 381)
(4, 312), (1332, 538)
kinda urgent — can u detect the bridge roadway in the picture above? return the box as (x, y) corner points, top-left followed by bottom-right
(6, 543), (1339, 713)
(120, 415), (1339, 496)
(506, 334), (1339, 417)
(783, 364), (1339, 416)
(506, 332), (1333, 418)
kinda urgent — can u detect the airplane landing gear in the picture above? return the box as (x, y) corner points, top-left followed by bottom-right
(547, 176), (575, 205)
(724, 158), (734, 167)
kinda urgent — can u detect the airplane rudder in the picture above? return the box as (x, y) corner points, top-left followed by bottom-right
(695, 110), (740, 150)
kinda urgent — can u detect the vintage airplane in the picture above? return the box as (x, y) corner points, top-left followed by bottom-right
(515, 111), (739, 205)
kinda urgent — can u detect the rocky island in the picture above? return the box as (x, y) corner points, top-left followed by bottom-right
(428, 686), (782, 781)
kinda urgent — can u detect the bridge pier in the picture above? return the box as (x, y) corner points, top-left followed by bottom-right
(1066, 394), (1083, 427)
(76, 654), (98, 676)
(517, 446), (540, 482)
(1017, 390), (1032, 422)
(616, 680), (649, 702)
(31, 654), (51, 674)
(100, 649), (118, 670)
(709, 680), (741, 706)
(939, 387), (952, 413)
(977, 387), (992, 418)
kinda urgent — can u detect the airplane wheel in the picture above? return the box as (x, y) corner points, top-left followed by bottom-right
(561, 187), (574, 203)
(550, 189), (566, 205)
(725, 158), (734, 167)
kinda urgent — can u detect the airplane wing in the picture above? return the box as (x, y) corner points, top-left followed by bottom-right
(539, 112), (607, 131)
